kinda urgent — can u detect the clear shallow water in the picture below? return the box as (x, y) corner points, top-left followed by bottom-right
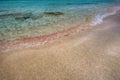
(0, 0), (119, 41)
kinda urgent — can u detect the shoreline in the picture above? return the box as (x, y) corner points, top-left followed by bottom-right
(0, 6), (120, 52)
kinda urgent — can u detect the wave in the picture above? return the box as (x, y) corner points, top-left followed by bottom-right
(91, 6), (120, 26)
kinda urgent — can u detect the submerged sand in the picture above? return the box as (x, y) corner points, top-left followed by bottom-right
(0, 12), (120, 80)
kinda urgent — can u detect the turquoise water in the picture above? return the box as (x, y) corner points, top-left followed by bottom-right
(0, 0), (119, 41)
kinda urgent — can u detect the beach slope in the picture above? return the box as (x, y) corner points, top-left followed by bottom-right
(0, 12), (120, 80)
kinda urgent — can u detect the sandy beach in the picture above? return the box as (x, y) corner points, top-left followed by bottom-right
(0, 10), (120, 80)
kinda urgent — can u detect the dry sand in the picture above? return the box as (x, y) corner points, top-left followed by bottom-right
(0, 13), (120, 80)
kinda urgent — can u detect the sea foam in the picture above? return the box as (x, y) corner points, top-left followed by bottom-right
(91, 6), (120, 26)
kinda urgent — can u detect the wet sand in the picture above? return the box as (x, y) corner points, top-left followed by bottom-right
(0, 22), (90, 52)
(0, 12), (120, 80)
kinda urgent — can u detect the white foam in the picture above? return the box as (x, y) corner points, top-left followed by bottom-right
(91, 11), (116, 26)
(91, 7), (120, 26)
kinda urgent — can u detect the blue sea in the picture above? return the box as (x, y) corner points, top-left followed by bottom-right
(0, 0), (119, 41)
